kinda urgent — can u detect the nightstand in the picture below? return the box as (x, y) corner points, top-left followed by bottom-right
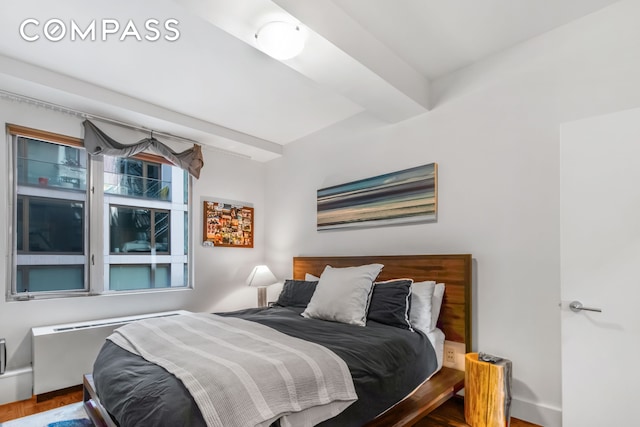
(464, 352), (512, 427)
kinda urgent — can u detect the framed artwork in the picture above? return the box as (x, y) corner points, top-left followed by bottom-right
(203, 201), (254, 248)
(317, 163), (437, 230)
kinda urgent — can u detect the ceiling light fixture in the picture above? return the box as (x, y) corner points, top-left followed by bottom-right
(255, 21), (306, 60)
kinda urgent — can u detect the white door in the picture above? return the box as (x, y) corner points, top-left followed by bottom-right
(560, 108), (640, 426)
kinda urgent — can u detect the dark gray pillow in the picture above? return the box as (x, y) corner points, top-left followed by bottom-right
(367, 279), (414, 330)
(275, 280), (318, 308)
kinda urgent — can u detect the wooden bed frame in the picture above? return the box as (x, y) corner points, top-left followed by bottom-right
(83, 254), (472, 427)
(293, 254), (472, 426)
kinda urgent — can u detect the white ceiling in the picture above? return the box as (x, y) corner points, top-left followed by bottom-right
(0, 0), (620, 161)
(332, 0), (621, 79)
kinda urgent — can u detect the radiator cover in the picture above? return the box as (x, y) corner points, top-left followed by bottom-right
(31, 310), (188, 395)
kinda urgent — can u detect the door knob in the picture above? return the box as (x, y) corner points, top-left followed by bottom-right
(569, 301), (602, 313)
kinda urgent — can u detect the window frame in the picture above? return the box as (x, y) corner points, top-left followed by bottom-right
(6, 124), (192, 300)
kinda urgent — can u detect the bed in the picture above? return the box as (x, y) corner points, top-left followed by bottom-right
(83, 254), (472, 427)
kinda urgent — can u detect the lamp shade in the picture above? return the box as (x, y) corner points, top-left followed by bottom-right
(255, 21), (306, 60)
(246, 265), (277, 288)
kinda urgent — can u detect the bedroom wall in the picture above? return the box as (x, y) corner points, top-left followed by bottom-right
(263, 1), (640, 426)
(0, 99), (266, 395)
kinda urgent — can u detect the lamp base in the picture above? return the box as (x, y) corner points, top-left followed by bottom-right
(257, 287), (267, 308)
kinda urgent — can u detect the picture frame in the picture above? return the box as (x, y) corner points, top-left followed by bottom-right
(317, 163), (437, 230)
(203, 201), (254, 248)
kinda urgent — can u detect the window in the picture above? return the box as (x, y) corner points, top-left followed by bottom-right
(104, 156), (171, 200)
(8, 126), (191, 298)
(109, 206), (170, 254)
(109, 264), (171, 291)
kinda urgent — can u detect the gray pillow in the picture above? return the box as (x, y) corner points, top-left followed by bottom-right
(275, 280), (317, 308)
(302, 263), (384, 326)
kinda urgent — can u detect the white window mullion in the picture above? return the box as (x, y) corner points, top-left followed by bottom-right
(17, 185), (85, 201)
(107, 255), (173, 264)
(170, 166), (183, 207)
(171, 262), (183, 288)
(17, 255), (86, 265)
(106, 195), (171, 210)
(171, 202), (184, 257)
(90, 155), (105, 294)
(171, 169), (188, 287)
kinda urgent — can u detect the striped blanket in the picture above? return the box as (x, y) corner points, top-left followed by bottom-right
(107, 312), (357, 427)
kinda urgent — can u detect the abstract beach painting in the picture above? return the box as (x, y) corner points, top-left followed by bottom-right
(317, 163), (437, 230)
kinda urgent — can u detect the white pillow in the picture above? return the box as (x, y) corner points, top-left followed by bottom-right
(302, 264), (383, 326)
(431, 283), (446, 330)
(305, 273), (320, 281)
(410, 281), (436, 332)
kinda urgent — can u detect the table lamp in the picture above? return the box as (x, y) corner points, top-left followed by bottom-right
(246, 265), (277, 307)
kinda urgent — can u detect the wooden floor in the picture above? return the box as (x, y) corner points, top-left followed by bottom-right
(0, 390), (541, 426)
(417, 397), (540, 426)
(0, 388), (84, 423)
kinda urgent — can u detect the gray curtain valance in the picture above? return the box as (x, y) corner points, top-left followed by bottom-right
(83, 120), (204, 179)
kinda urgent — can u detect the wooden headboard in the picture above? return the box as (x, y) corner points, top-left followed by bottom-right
(293, 254), (472, 352)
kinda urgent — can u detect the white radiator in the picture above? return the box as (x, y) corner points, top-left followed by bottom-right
(31, 310), (189, 395)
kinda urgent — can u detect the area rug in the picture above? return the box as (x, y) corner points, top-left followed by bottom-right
(0, 402), (92, 427)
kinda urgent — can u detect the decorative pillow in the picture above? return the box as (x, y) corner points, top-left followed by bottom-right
(302, 263), (384, 326)
(305, 273), (320, 281)
(367, 279), (414, 330)
(431, 283), (446, 330)
(410, 280), (436, 332)
(275, 280), (318, 308)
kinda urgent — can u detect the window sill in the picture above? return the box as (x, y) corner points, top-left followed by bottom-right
(7, 286), (193, 302)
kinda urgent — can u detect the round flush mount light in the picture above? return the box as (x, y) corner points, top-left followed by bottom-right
(255, 21), (306, 60)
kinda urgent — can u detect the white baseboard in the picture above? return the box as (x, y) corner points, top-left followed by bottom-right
(512, 397), (562, 427)
(0, 366), (33, 405)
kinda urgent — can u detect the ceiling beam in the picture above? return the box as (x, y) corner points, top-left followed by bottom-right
(273, 0), (431, 111)
(0, 54), (282, 161)
(175, 0), (431, 123)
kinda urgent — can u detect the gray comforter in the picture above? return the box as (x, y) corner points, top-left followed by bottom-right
(107, 313), (357, 427)
(93, 306), (437, 427)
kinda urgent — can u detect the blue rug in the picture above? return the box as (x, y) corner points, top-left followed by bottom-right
(0, 402), (92, 427)
(45, 421), (92, 427)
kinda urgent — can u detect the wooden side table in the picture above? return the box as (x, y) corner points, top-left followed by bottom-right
(464, 352), (512, 427)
